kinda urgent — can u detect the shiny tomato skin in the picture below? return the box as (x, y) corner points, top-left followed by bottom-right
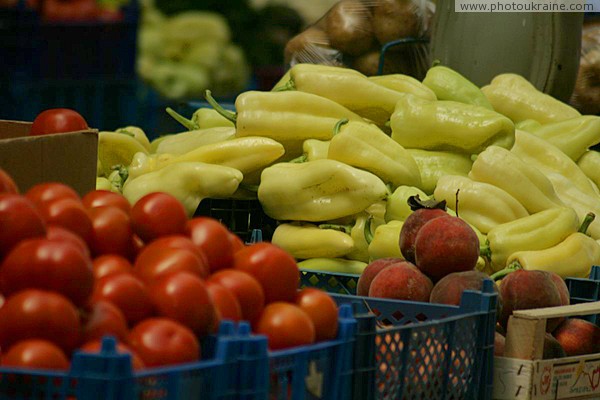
(87, 206), (132, 257)
(25, 182), (80, 208)
(0, 194), (46, 259)
(2, 339), (70, 370)
(229, 233), (245, 253)
(233, 242), (300, 303)
(143, 235), (210, 270)
(91, 273), (154, 326)
(127, 234), (145, 262)
(0, 169), (19, 194)
(82, 190), (131, 214)
(38, 197), (94, 245)
(0, 238), (94, 307)
(134, 246), (209, 285)
(81, 300), (129, 344)
(46, 224), (91, 258)
(255, 303), (316, 350)
(130, 193), (188, 244)
(207, 270), (265, 323)
(206, 281), (242, 322)
(186, 217), (234, 272)
(296, 288), (339, 341)
(0, 289), (81, 354)
(128, 318), (200, 368)
(78, 340), (145, 371)
(29, 108), (88, 135)
(149, 272), (217, 337)
(92, 254), (133, 280)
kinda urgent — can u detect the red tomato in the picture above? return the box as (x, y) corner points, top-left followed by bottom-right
(91, 273), (154, 326)
(0, 238), (94, 307)
(42, 0), (99, 22)
(205, 281), (242, 322)
(296, 288), (339, 341)
(82, 190), (131, 214)
(0, 289), (81, 354)
(149, 272), (217, 337)
(46, 224), (91, 258)
(78, 340), (145, 371)
(38, 197), (93, 245)
(2, 339), (70, 371)
(255, 303), (316, 350)
(207, 270), (265, 323)
(229, 233), (245, 253)
(0, 194), (46, 259)
(127, 234), (145, 262)
(128, 318), (200, 368)
(29, 108), (88, 135)
(0, 168), (19, 194)
(25, 182), (80, 208)
(87, 206), (132, 257)
(143, 235), (210, 268)
(130, 193), (187, 243)
(81, 300), (129, 344)
(233, 242), (300, 303)
(92, 254), (133, 280)
(186, 217), (235, 272)
(134, 246), (209, 285)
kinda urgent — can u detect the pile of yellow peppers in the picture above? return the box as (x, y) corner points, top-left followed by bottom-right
(96, 62), (600, 281)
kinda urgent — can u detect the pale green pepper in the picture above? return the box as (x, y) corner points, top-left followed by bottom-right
(407, 149), (473, 194)
(297, 258), (368, 275)
(422, 65), (493, 109)
(96, 177), (112, 191)
(257, 159), (389, 222)
(154, 127), (236, 155)
(385, 186), (428, 222)
(367, 220), (404, 261)
(98, 131), (149, 178)
(319, 213), (371, 263)
(578, 150), (600, 189)
(303, 139), (330, 161)
(166, 107), (234, 130)
(271, 223), (354, 259)
(368, 74), (437, 101)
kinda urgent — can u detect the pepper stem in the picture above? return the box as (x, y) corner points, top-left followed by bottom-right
(364, 216), (374, 245)
(333, 118), (349, 136)
(479, 241), (491, 260)
(489, 261), (522, 281)
(165, 107), (199, 131)
(115, 129), (135, 137)
(432, 59), (442, 67)
(288, 154), (308, 163)
(272, 80), (296, 92)
(579, 212), (596, 235)
(204, 90), (237, 124)
(318, 224), (352, 234)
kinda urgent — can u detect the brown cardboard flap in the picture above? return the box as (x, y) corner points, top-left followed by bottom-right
(0, 121), (98, 196)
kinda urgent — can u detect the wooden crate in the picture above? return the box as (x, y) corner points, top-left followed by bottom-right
(493, 301), (600, 400)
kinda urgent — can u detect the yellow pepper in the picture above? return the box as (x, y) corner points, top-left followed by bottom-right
(482, 207), (580, 272)
(367, 220), (404, 261)
(96, 177), (112, 191)
(319, 213), (371, 263)
(434, 175), (529, 234)
(407, 149), (473, 195)
(122, 162), (243, 217)
(504, 213), (600, 279)
(511, 130), (599, 199)
(278, 63), (407, 126)
(271, 222), (354, 259)
(469, 145), (564, 213)
(578, 150), (600, 189)
(258, 159), (389, 222)
(521, 116), (600, 161)
(115, 126), (152, 152)
(422, 65), (493, 109)
(128, 137), (285, 180)
(154, 127), (236, 155)
(515, 119), (543, 131)
(302, 139), (330, 161)
(297, 257), (367, 275)
(97, 131), (149, 178)
(481, 73), (580, 124)
(328, 120), (421, 189)
(385, 186), (428, 222)
(390, 94), (515, 154)
(166, 107), (234, 130)
(368, 74), (437, 101)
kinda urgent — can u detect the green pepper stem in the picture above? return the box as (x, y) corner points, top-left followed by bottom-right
(318, 224), (352, 234)
(165, 107), (199, 131)
(115, 129), (135, 137)
(238, 183), (259, 192)
(431, 59), (442, 67)
(489, 261), (522, 281)
(479, 242), (491, 260)
(579, 212), (596, 234)
(333, 118), (349, 136)
(364, 216), (374, 245)
(204, 90), (237, 124)
(272, 80), (296, 92)
(288, 154), (308, 163)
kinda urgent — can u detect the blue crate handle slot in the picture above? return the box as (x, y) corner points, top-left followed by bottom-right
(377, 37), (430, 76)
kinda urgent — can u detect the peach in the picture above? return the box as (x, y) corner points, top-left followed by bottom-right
(357, 258), (404, 296)
(399, 208), (448, 263)
(543, 333), (566, 359)
(430, 270), (500, 306)
(553, 318), (600, 356)
(368, 261), (433, 302)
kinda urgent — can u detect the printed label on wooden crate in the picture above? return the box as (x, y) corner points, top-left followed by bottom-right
(493, 354), (600, 400)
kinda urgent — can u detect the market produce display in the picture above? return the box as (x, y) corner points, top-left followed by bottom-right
(0, 170), (341, 372)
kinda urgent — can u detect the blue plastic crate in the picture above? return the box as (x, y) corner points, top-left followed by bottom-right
(0, 321), (250, 400)
(565, 265), (600, 325)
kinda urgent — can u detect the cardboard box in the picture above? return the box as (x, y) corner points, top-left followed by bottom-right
(0, 120), (98, 196)
(493, 302), (600, 400)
